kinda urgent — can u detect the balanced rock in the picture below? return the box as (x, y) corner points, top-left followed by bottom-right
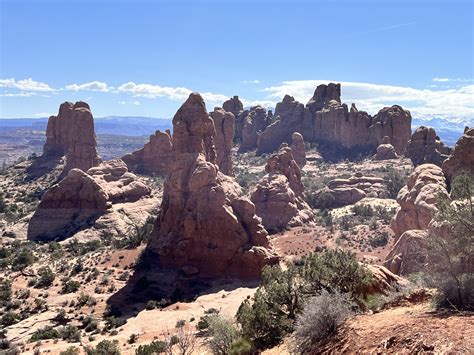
(374, 136), (398, 160)
(390, 164), (449, 238)
(290, 132), (306, 168)
(27, 159), (151, 242)
(43, 101), (101, 173)
(442, 127), (474, 185)
(406, 126), (451, 167)
(147, 93), (278, 278)
(122, 130), (173, 176)
(239, 106), (271, 152)
(250, 145), (313, 231)
(210, 107), (235, 175)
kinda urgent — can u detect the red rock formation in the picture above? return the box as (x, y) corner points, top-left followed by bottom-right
(390, 164), (449, 238)
(44, 101), (101, 173)
(384, 229), (429, 275)
(147, 93), (278, 278)
(27, 159), (151, 241)
(239, 106), (271, 152)
(250, 145), (313, 231)
(210, 108), (235, 175)
(290, 132), (306, 168)
(406, 126), (451, 167)
(374, 136), (398, 160)
(122, 130), (173, 176)
(223, 96), (245, 140)
(442, 127), (474, 185)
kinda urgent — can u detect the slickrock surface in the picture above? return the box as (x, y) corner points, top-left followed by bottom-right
(406, 126), (451, 167)
(239, 106), (271, 152)
(255, 83), (412, 157)
(442, 127), (474, 184)
(250, 145), (313, 231)
(390, 164), (449, 238)
(27, 159), (152, 241)
(374, 136), (398, 160)
(290, 132), (306, 168)
(210, 107), (235, 175)
(147, 93), (278, 278)
(43, 101), (101, 173)
(122, 129), (173, 176)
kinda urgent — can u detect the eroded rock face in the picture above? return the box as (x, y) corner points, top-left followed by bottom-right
(27, 159), (151, 242)
(43, 101), (101, 173)
(223, 96), (244, 140)
(250, 145), (313, 231)
(147, 93), (278, 278)
(390, 164), (449, 238)
(239, 106), (271, 152)
(210, 108), (235, 175)
(406, 126), (451, 167)
(255, 84), (412, 159)
(316, 173), (388, 207)
(442, 127), (474, 185)
(122, 130), (173, 176)
(384, 229), (428, 275)
(290, 132), (306, 168)
(374, 136), (398, 160)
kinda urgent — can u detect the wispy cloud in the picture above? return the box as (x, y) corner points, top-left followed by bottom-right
(132, 100), (141, 106)
(0, 78), (54, 92)
(243, 80), (260, 84)
(377, 22), (417, 32)
(432, 77), (474, 83)
(65, 81), (110, 92)
(34, 112), (52, 117)
(0, 92), (38, 97)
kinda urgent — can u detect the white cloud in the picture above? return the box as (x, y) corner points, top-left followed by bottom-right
(0, 78), (54, 92)
(243, 80), (260, 84)
(264, 80), (474, 122)
(65, 81), (110, 92)
(432, 77), (473, 83)
(0, 92), (38, 97)
(118, 101), (127, 105)
(132, 100), (141, 106)
(34, 112), (52, 117)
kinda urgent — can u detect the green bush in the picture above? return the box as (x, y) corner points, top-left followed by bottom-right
(1, 311), (18, 327)
(207, 314), (240, 355)
(384, 167), (406, 199)
(229, 337), (253, 355)
(11, 248), (36, 271)
(85, 340), (120, 355)
(306, 189), (335, 210)
(0, 279), (12, 303)
(62, 280), (80, 294)
(60, 347), (80, 355)
(135, 340), (168, 354)
(36, 266), (55, 288)
(30, 326), (60, 341)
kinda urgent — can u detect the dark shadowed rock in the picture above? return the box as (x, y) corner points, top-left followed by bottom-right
(290, 132), (306, 168)
(239, 106), (271, 152)
(405, 126), (451, 167)
(210, 107), (235, 175)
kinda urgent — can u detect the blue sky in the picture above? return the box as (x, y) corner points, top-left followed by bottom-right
(1, 0), (473, 123)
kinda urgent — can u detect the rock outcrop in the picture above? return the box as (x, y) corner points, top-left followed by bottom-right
(250, 145), (313, 231)
(290, 132), (306, 168)
(390, 164), (449, 238)
(315, 172), (388, 208)
(27, 159), (151, 241)
(239, 106), (271, 152)
(364, 264), (408, 295)
(43, 101), (101, 173)
(147, 93), (278, 278)
(210, 108), (235, 175)
(374, 136), (398, 160)
(442, 127), (474, 185)
(122, 130), (173, 176)
(223, 96), (245, 140)
(255, 84), (412, 159)
(384, 229), (429, 275)
(406, 126), (451, 167)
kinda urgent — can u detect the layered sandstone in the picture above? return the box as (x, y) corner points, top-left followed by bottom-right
(122, 130), (173, 176)
(390, 164), (449, 238)
(239, 106), (271, 152)
(27, 159), (151, 242)
(290, 132), (306, 168)
(223, 96), (245, 140)
(442, 127), (474, 185)
(147, 93), (278, 278)
(43, 101), (101, 173)
(250, 145), (313, 231)
(210, 107), (235, 175)
(406, 126), (451, 167)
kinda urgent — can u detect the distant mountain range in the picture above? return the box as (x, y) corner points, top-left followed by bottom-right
(0, 115), (470, 146)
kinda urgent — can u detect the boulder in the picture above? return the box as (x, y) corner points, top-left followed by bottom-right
(383, 230), (429, 275)
(442, 127), (474, 185)
(406, 126), (451, 167)
(122, 130), (173, 175)
(363, 264), (408, 295)
(43, 101), (101, 173)
(390, 164), (449, 238)
(290, 132), (306, 168)
(250, 145), (313, 231)
(147, 93), (278, 278)
(374, 136), (398, 160)
(239, 106), (271, 152)
(210, 108), (235, 175)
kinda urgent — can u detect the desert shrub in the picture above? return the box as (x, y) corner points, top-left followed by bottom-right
(1, 311), (18, 327)
(0, 194), (6, 213)
(306, 189), (335, 210)
(0, 279), (12, 303)
(104, 315), (126, 330)
(85, 339), (120, 355)
(60, 347), (80, 355)
(115, 217), (155, 249)
(229, 337), (253, 355)
(58, 325), (81, 342)
(30, 326), (60, 341)
(302, 249), (372, 299)
(384, 167), (406, 199)
(36, 266), (55, 288)
(77, 292), (96, 307)
(369, 232), (389, 247)
(207, 314), (240, 355)
(135, 340), (168, 354)
(352, 204), (374, 217)
(294, 290), (353, 352)
(11, 248), (36, 271)
(82, 316), (98, 332)
(428, 173), (474, 310)
(145, 300), (157, 310)
(62, 280), (80, 294)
